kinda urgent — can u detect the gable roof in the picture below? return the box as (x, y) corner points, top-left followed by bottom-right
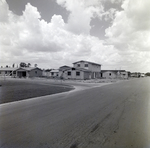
(0, 67), (17, 71)
(0, 67), (42, 71)
(45, 69), (52, 72)
(50, 69), (59, 73)
(59, 65), (71, 71)
(16, 67), (42, 71)
(73, 60), (101, 66)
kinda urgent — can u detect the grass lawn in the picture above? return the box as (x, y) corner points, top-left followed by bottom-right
(0, 79), (74, 104)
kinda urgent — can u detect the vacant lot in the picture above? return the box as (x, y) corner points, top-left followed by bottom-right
(0, 78), (74, 104)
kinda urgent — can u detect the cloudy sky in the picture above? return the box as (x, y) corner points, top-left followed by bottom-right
(0, 0), (150, 72)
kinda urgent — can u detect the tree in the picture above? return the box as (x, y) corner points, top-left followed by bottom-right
(34, 64), (37, 67)
(145, 73), (150, 76)
(12, 63), (15, 68)
(27, 63), (31, 67)
(20, 62), (27, 67)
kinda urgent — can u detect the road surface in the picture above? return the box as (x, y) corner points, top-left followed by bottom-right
(0, 78), (150, 148)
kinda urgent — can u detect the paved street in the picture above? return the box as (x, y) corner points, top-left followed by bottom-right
(0, 78), (150, 148)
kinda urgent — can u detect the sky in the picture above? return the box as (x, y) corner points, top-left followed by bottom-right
(0, 0), (150, 72)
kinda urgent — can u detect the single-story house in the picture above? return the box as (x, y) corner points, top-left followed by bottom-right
(43, 69), (61, 78)
(0, 67), (43, 78)
(16, 67), (43, 78)
(59, 65), (71, 78)
(130, 72), (141, 78)
(42, 69), (51, 77)
(0, 67), (17, 77)
(101, 70), (128, 79)
(50, 69), (59, 77)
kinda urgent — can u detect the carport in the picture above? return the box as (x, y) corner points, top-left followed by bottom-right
(16, 68), (29, 78)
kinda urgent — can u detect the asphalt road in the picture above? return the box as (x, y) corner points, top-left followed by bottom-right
(0, 78), (150, 148)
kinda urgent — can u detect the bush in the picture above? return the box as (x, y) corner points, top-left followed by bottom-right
(145, 73), (150, 76)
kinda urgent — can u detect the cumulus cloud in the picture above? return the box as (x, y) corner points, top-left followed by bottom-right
(0, 0), (150, 72)
(56, 0), (104, 34)
(110, 0), (123, 4)
(103, 8), (116, 21)
(105, 0), (150, 49)
(105, 0), (150, 72)
(0, 0), (117, 69)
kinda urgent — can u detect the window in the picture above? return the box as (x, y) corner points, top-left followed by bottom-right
(68, 71), (71, 76)
(109, 73), (111, 76)
(85, 64), (88, 67)
(77, 64), (80, 67)
(5, 71), (7, 74)
(35, 71), (37, 74)
(51, 72), (54, 75)
(76, 71), (80, 76)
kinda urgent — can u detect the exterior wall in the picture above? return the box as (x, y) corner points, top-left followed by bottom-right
(50, 72), (59, 77)
(16, 69), (28, 78)
(0, 71), (6, 76)
(0, 68), (43, 78)
(120, 71), (128, 79)
(88, 63), (101, 72)
(73, 61), (101, 73)
(28, 69), (42, 77)
(0, 71), (15, 77)
(42, 71), (51, 77)
(91, 72), (101, 79)
(61, 70), (84, 80)
(102, 71), (117, 79)
(59, 71), (63, 78)
(59, 66), (70, 77)
(84, 72), (91, 79)
(130, 73), (140, 77)
(73, 62), (85, 69)
(102, 71), (128, 79)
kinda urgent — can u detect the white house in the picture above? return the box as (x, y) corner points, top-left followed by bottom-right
(101, 70), (128, 79)
(0, 67), (17, 77)
(0, 67), (43, 78)
(50, 69), (59, 77)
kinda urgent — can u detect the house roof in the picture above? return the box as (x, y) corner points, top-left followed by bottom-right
(0, 67), (42, 71)
(16, 67), (42, 71)
(59, 65), (71, 71)
(45, 69), (52, 72)
(50, 69), (59, 73)
(0, 67), (17, 71)
(73, 60), (101, 66)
